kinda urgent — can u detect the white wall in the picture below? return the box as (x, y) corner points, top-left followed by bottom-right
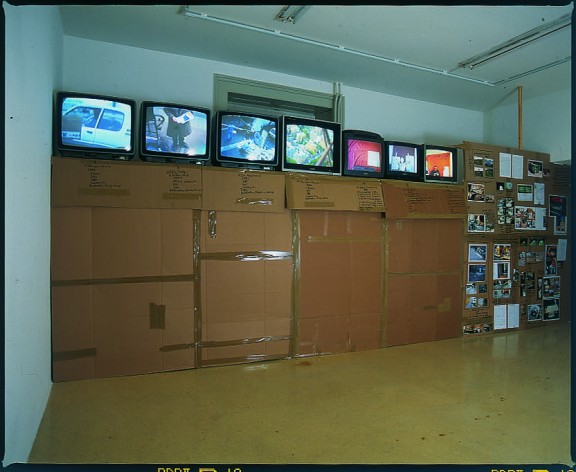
(62, 37), (485, 147)
(4, 3), (62, 466)
(485, 87), (571, 162)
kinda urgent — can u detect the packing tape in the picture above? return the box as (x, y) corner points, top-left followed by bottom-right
(199, 335), (291, 348)
(53, 347), (97, 362)
(160, 342), (195, 353)
(200, 251), (293, 262)
(236, 197), (275, 206)
(290, 210), (301, 357)
(200, 353), (289, 368)
(52, 274), (198, 287)
(149, 303), (166, 329)
(306, 236), (384, 244)
(192, 209), (203, 366)
(208, 210), (217, 239)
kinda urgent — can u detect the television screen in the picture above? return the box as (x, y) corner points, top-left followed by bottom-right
(385, 141), (424, 181)
(342, 130), (384, 178)
(55, 91), (136, 160)
(424, 145), (459, 183)
(214, 111), (278, 170)
(282, 116), (341, 175)
(140, 102), (210, 164)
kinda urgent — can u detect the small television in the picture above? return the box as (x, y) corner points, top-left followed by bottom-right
(54, 91), (136, 160)
(140, 101), (210, 164)
(281, 115), (341, 175)
(213, 111), (279, 170)
(424, 145), (459, 183)
(384, 141), (424, 182)
(342, 130), (385, 179)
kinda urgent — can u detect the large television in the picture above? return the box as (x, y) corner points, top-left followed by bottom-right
(424, 145), (459, 183)
(140, 101), (210, 164)
(281, 115), (341, 175)
(384, 141), (424, 182)
(54, 91), (136, 160)
(342, 130), (384, 179)
(213, 111), (279, 170)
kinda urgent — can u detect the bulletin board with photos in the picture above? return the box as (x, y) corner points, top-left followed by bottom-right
(460, 142), (569, 336)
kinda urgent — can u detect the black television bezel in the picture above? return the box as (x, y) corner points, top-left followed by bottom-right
(213, 110), (280, 170)
(54, 90), (136, 160)
(384, 140), (424, 182)
(139, 101), (211, 165)
(342, 129), (385, 179)
(281, 115), (342, 176)
(423, 144), (459, 184)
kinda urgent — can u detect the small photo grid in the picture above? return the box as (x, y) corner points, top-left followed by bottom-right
(472, 155), (494, 178)
(493, 279), (512, 300)
(497, 198), (514, 225)
(542, 276), (560, 299)
(466, 282), (488, 295)
(465, 296), (489, 309)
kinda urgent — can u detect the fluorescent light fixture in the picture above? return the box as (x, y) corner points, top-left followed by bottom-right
(459, 13), (571, 70)
(275, 5), (307, 24)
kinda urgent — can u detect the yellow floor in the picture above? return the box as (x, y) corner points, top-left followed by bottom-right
(30, 323), (572, 465)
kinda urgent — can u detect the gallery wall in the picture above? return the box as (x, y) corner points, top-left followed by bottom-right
(4, 3), (62, 467)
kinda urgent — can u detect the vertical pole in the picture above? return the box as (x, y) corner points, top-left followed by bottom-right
(518, 85), (523, 150)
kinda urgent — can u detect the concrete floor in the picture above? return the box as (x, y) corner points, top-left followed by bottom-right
(29, 323), (572, 465)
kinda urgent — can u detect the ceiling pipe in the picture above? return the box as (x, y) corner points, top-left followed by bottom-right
(518, 85), (523, 150)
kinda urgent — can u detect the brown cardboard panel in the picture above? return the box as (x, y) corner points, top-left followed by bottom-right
(162, 349), (196, 372)
(202, 167), (285, 213)
(265, 317), (292, 337)
(286, 173), (385, 212)
(349, 312), (381, 351)
(91, 209), (163, 279)
(52, 358), (95, 383)
(201, 343), (267, 364)
(381, 180), (466, 219)
(51, 286), (94, 353)
(160, 210), (196, 275)
(265, 340), (291, 357)
(350, 243), (382, 314)
(51, 157), (202, 209)
(51, 207), (93, 281)
(203, 321), (267, 343)
(384, 319), (410, 347)
(200, 209), (293, 253)
(298, 315), (350, 355)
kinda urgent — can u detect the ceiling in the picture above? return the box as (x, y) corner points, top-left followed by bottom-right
(58, 4), (573, 112)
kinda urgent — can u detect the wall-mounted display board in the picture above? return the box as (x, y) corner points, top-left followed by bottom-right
(459, 143), (569, 336)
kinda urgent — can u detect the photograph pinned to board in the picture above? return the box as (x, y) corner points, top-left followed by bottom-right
(520, 271), (526, 296)
(468, 264), (487, 282)
(465, 296), (489, 309)
(526, 271), (536, 291)
(527, 160), (544, 178)
(496, 182), (505, 192)
(493, 279), (512, 299)
(517, 184), (533, 202)
(534, 182), (545, 205)
(543, 298), (560, 321)
(493, 243), (511, 261)
(545, 244), (558, 276)
(466, 282), (488, 295)
(549, 195), (567, 217)
(497, 197), (515, 225)
(467, 183), (485, 202)
(468, 243), (488, 262)
(515, 206), (546, 230)
(467, 213), (485, 232)
(528, 303), (543, 322)
(537, 276), (543, 300)
(529, 236), (546, 246)
(554, 216), (567, 235)
(543, 276), (561, 298)
(484, 158), (494, 178)
(493, 261), (510, 279)
(463, 322), (493, 335)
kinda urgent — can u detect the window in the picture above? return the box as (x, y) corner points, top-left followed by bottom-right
(213, 74), (344, 123)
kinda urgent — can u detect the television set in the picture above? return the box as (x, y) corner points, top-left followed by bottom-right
(342, 130), (385, 179)
(140, 101), (210, 164)
(281, 115), (341, 175)
(384, 141), (424, 181)
(213, 111), (279, 170)
(424, 145), (459, 183)
(54, 91), (136, 160)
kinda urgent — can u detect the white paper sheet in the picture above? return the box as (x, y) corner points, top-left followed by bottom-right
(499, 153), (512, 178)
(494, 304), (507, 330)
(512, 154), (524, 179)
(534, 182), (545, 205)
(508, 304), (520, 329)
(557, 238), (567, 261)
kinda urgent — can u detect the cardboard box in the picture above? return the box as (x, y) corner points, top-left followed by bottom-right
(286, 173), (385, 212)
(296, 210), (383, 355)
(384, 218), (463, 347)
(199, 209), (293, 366)
(51, 156), (203, 209)
(202, 167), (286, 213)
(51, 206), (199, 381)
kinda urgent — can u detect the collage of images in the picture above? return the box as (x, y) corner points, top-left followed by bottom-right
(465, 240), (561, 325)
